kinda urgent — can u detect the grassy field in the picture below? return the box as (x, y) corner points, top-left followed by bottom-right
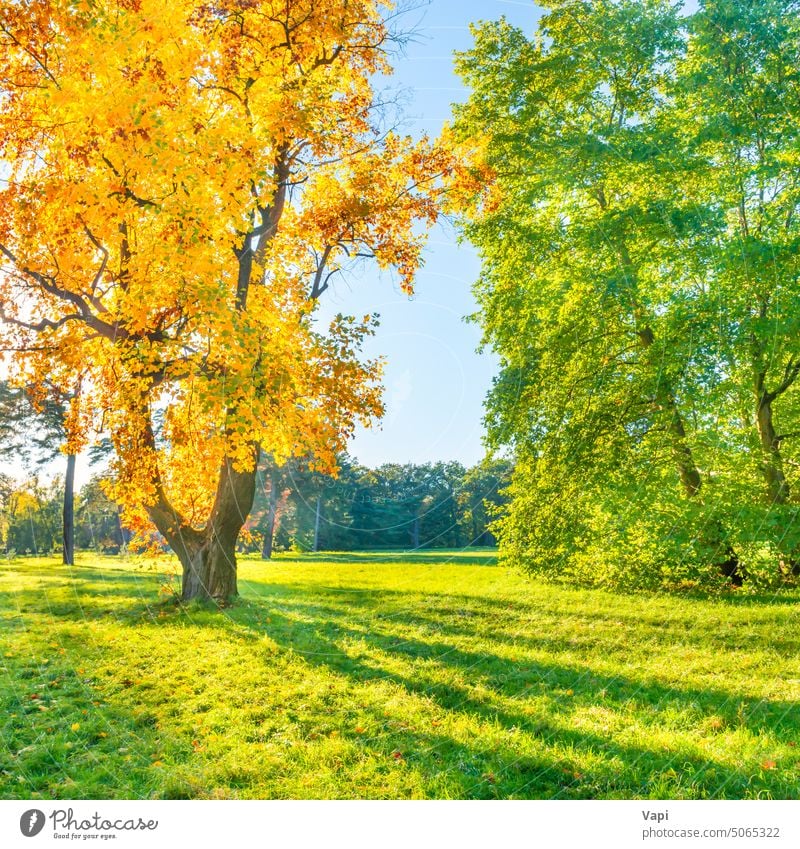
(1, 549), (799, 800)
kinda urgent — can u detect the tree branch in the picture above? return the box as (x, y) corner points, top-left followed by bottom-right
(0, 303), (82, 334)
(0, 241), (130, 342)
(770, 356), (800, 401)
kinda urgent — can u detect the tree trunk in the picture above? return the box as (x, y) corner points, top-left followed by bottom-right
(180, 531), (239, 602)
(145, 445), (260, 603)
(638, 326), (702, 497)
(63, 453), (76, 566)
(756, 392), (789, 504)
(260, 470), (279, 560)
(666, 400), (702, 497)
(449, 497), (461, 547)
(313, 495), (322, 552)
(610, 230), (702, 500)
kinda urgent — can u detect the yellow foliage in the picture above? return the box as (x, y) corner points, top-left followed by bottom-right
(0, 0), (451, 538)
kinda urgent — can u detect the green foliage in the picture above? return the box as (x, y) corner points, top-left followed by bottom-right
(453, 0), (800, 588)
(0, 474), (127, 557)
(0, 457), (509, 561)
(75, 476), (128, 554)
(1, 551), (799, 799)
(0, 478), (61, 556)
(244, 455), (512, 554)
(0, 381), (67, 469)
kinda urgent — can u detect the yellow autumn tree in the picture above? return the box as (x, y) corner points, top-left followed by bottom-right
(0, 0), (450, 600)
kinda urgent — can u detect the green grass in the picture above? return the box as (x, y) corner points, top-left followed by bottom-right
(1, 549), (799, 799)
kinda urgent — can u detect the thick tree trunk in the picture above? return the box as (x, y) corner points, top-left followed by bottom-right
(145, 445), (260, 603)
(180, 532), (239, 602)
(63, 453), (76, 566)
(260, 471), (279, 560)
(756, 392), (789, 504)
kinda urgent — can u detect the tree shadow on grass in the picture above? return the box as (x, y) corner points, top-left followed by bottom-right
(236, 578), (800, 663)
(2, 562), (798, 798)
(222, 603), (792, 799)
(111, 578), (790, 799)
(0, 564), (169, 622)
(8, 567), (792, 742)
(246, 591), (797, 722)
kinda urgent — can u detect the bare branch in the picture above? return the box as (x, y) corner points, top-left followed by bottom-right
(310, 245), (334, 299)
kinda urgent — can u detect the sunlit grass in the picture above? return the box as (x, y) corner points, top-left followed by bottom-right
(1, 550), (799, 799)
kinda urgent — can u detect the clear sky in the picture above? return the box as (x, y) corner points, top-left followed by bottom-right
(317, 0), (544, 470)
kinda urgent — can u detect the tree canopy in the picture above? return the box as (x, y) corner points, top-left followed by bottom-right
(245, 454), (511, 554)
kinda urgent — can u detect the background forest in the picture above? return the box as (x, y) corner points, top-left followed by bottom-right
(0, 451), (511, 557)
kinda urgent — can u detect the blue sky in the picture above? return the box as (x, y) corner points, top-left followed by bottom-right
(319, 0), (544, 470)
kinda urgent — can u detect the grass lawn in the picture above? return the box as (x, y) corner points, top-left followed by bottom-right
(1, 549), (799, 799)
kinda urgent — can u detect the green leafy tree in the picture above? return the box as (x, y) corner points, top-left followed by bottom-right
(75, 475), (127, 554)
(451, 0), (800, 588)
(3, 477), (61, 555)
(244, 457), (503, 553)
(458, 458), (513, 546)
(671, 0), (800, 572)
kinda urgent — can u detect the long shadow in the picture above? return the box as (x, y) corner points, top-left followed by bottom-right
(377, 600), (800, 660)
(63, 574), (796, 737)
(236, 595), (798, 727)
(3, 560), (798, 797)
(4, 564), (797, 664)
(102, 597), (781, 799)
(237, 579), (800, 661)
(225, 605), (790, 799)
(101, 581), (795, 797)
(0, 564), (167, 621)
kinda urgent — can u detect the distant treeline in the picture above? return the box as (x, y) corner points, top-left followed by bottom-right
(0, 456), (512, 557)
(0, 475), (127, 557)
(246, 456), (512, 555)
